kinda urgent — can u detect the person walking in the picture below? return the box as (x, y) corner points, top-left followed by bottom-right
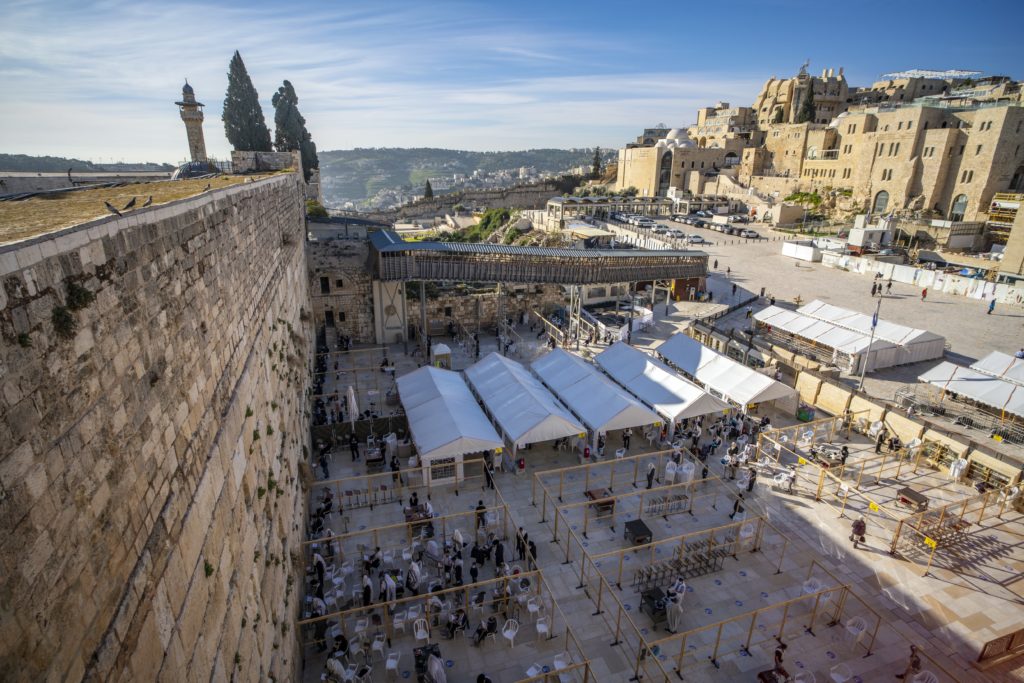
(875, 431), (885, 454)
(646, 462), (657, 489)
(484, 461), (495, 490)
(729, 493), (744, 519)
(850, 516), (866, 549)
(871, 282), (878, 297)
(895, 645), (922, 680)
(732, 283), (738, 296)
(493, 540), (505, 571)
(745, 467), (757, 493)
(886, 281), (893, 294)
(319, 452), (330, 480)
(713, 259), (719, 270)
(622, 427), (632, 451)
(515, 527), (526, 561)
(348, 432), (360, 461)
(527, 540), (538, 570)
(988, 298), (996, 315)
(475, 500), (487, 530)
(920, 287), (927, 302)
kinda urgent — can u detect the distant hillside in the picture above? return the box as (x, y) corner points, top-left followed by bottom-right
(0, 154), (174, 173)
(317, 147), (601, 203)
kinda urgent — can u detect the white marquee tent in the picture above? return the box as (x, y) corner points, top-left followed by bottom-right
(754, 305), (898, 373)
(465, 352), (584, 451)
(593, 342), (729, 435)
(531, 349), (659, 443)
(797, 300), (945, 364)
(655, 333), (798, 411)
(396, 367), (503, 481)
(970, 351), (1024, 386)
(918, 361), (1024, 419)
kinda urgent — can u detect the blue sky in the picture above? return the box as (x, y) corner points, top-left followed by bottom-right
(1, 0), (1021, 163)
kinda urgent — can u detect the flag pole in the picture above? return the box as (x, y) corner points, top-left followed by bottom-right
(857, 298), (881, 392)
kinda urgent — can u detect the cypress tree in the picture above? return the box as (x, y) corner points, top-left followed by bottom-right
(424, 180), (434, 198)
(222, 51), (272, 152)
(591, 146), (602, 179)
(272, 80), (319, 181)
(796, 83), (816, 124)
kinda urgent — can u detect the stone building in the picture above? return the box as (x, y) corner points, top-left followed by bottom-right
(175, 81), (207, 162)
(687, 102), (759, 151)
(751, 64), (850, 126)
(616, 129), (730, 197)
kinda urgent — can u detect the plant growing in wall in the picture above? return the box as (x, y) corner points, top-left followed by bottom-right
(66, 281), (95, 310)
(204, 560), (214, 577)
(245, 406), (254, 418)
(17, 333), (32, 348)
(52, 305), (77, 339)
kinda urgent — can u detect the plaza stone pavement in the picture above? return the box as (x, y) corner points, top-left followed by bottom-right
(306, 427), (1024, 683)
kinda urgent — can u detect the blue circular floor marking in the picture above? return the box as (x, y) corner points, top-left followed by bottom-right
(853, 677), (863, 683)
(826, 651), (836, 660)
(656, 548), (663, 554)
(582, 542), (589, 547)
(795, 661), (804, 669)
(571, 525), (578, 530)
(739, 650), (749, 657)
(402, 672), (411, 679)
(760, 592), (769, 598)
(543, 665), (550, 673)
(624, 604), (632, 611)
(445, 659), (454, 668)
(757, 624), (766, 631)
(659, 655), (667, 661)
(641, 628), (649, 635)
(359, 525), (366, 530)
(735, 600), (743, 607)
(688, 645), (697, 651)
(738, 570), (747, 577)
(714, 579), (722, 586)
(624, 555), (631, 561)
(704, 608), (713, 615)
(687, 586), (694, 592)
(595, 562), (602, 568)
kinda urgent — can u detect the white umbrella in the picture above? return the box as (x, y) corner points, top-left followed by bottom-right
(347, 385), (358, 426)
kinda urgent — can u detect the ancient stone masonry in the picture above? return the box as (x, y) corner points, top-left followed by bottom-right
(0, 173), (312, 682)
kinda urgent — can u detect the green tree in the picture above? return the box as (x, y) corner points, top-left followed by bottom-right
(591, 146), (602, 179)
(272, 80), (319, 181)
(424, 180), (433, 198)
(795, 83), (816, 124)
(222, 51), (272, 152)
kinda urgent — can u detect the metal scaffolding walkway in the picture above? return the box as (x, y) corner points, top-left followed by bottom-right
(368, 230), (708, 284)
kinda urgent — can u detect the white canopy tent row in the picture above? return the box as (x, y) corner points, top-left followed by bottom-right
(395, 366), (503, 484)
(970, 351), (1024, 386)
(654, 333), (799, 414)
(593, 342), (730, 440)
(753, 305), (898, 374)
(796, 300), (945, 365)
(531, 348), (660, 456)
(464, 352), (585, 458)
(918, 356), (1024, 420)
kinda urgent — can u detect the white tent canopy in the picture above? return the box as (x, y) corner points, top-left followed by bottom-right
(970, 351), (1024, 386)
(594, 342), (730, 424)
(754, 305), (898, 372)
(919, 361), (1024, 418)
(396, 366), (503, 461)
(531, 348), (659, 434)
(465, 352), (584, 447)
(655, 333), (798, 408)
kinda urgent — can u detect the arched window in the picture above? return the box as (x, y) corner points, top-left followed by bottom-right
(698, 137), (707, 148)
(949, 194), (968, 222)
(657, 152), (673, 196)
(1011, 166), (1024, 192)
(872, 190), (889, 214)
(724, 152), (738, 166)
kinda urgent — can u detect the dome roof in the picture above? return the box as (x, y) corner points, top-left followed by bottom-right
(664, 128), (695, 148)
(182, 81), (194, 95)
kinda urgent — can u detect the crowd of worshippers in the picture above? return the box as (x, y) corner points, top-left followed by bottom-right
(662, 413), (771, 478)
(306, 492), (539, 653)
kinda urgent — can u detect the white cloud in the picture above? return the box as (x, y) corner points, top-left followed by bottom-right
(0, 0), (764, 161)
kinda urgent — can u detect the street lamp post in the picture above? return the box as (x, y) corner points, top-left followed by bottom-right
(857, 297), (882, 392)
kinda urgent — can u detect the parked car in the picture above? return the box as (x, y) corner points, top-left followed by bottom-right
(652, 225), (668, 234)
(686, 235), (708, 244)
(740, 229), (760, 239)
(693, 220), (708, 228)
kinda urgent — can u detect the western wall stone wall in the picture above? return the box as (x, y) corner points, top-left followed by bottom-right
(0, 173), (312, 682)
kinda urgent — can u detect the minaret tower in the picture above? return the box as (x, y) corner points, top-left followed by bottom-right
(175, 81), (207, 162)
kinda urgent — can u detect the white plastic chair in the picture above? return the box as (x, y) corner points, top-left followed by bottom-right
(339, 662), (358, 682)
(829, 663), (853, 683)
(354, 617), (369, 642)
(370, 634), (386, 661)
(794, 672), (816, 683)
(526, 597), (542, 620)
(665, 461), (678, 484)
(407, 604), (421, 622)
(678, 461), (695, 483)
(615, 448), (626, 459)
(845, 616), (867, 649)
(392, 609), (407, 636)
(413, 618), (430, 645)
(912, 672), (939, 683)
(553, 652), (572, 683)
(502, 618), (519, 648)
(739, 522), (755, 540)
(536, 615), (550, 640)
(802, 578), (823, 595)
(526, 663), (543, 677)
(384, 652), (401, 680)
